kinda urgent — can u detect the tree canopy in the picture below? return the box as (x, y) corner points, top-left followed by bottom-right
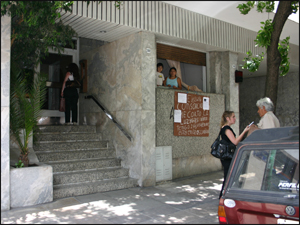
(1, 1), (76, 70)
(237, 1), (299, 111)
(1, 1), (122, 70)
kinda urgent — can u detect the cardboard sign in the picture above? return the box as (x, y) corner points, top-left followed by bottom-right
(174, 92), (210, 137)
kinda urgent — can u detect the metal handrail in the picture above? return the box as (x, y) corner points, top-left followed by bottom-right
(84, 95), (133, 142)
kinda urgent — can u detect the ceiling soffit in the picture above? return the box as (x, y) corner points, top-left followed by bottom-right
(59, 1), (298, 76)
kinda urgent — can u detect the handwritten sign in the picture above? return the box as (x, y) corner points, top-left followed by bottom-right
(174, 92), (210, 137)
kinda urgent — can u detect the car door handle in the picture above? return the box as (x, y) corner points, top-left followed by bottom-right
(283, 194), (297, 199)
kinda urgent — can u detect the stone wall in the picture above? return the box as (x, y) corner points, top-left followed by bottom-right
(79, 32), (156, 187)
(79, 37), (108, 55)
(208, 51), (240, 134)
(10, 163), (53, 208)
(1, 14), (11, 211)
(156, 87), (224, 179)
(239, 72), (299, 130)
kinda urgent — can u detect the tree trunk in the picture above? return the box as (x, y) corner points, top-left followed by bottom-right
(265, 1), (293, 113)
(19, 152), (29, 167)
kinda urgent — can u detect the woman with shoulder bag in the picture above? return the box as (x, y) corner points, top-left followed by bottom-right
(219, 111), (250, 199)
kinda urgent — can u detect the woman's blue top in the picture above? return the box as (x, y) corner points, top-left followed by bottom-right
(166, 77), (178, 88)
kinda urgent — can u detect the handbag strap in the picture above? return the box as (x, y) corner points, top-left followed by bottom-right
(216, 129), (222, 141)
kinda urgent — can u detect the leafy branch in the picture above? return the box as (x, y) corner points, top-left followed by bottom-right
(278, 37), (290, 76)
(241, 51), (265, 72)
(237, 1), (296, 77)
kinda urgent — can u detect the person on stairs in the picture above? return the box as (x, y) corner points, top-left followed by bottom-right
(61, 63), (81, 125)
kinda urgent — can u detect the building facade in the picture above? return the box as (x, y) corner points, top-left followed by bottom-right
(2, 1), (299, 210)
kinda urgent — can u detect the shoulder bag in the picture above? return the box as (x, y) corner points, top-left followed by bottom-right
(211, 131), (236, 160)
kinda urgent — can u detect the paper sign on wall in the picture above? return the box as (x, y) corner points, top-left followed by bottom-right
(178, 93), (187, 103)
(174, 110), (181, 123)
(203, 97), (209, 110)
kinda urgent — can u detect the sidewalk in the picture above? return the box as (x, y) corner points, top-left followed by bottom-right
(1, 170), (223, 224)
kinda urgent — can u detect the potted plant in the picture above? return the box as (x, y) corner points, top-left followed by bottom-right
(10, 61), (47, 167)
(9, 61), (55, 208)
(2, 1), (77, 208)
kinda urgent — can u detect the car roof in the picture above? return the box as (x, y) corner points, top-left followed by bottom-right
(240, 126), (299, 145)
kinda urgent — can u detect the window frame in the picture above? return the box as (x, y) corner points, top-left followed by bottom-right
(224, 143), (299, 206)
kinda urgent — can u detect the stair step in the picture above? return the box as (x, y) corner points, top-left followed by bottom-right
(46, 158), (121, 172)
(36, 133), (101, 143)
(53, 167), (129, 185)
(34, 140), (108, 151)
(33, 124), (138, 199)
(35, 149), (116, 162)
(37, 125), (96, 134)
(53, 177), (138, 199)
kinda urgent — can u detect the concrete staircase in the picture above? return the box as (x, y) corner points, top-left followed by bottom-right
(34, 125), (138, 199)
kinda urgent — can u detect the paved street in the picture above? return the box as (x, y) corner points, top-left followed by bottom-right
(1, 170), (223, 224)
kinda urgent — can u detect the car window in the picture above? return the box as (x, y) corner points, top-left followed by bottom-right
(231, 149), (299, 194)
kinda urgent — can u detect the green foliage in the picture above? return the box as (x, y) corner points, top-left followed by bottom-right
(236, 1), (255, 15)
(278, 37), (290, 76)
(257, 1), (275, 12)
(15, 160), (24, 168)
(291, 1), (300, 12)
(1, 1), (77, 69)
(86, 1), (123, 9)
(114, 1), (123, 8)
(10, 60), (47, 158)
(237, 1), (299, 77)
(241, 51), (265, 72)
(255, 19), (274, 48)
(237, 1), (275, 14)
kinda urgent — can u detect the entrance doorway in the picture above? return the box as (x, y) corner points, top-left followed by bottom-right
(38, 44), (78, 125)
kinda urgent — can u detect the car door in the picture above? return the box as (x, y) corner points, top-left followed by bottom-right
(222, 143), (299, 224)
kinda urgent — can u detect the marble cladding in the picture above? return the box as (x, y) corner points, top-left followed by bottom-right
(1, 15), (11, 107)
(1, 14), (11, 211)
(79, 31), (156, 187)
(208, 52), (222, 94)
(140, 32), (156, 186)
(79, 37), (108, 55)
(239, 72), (299, 130)
(156, 88), (225, 178)
(173, 155), (222, 179)
(209, 51), (239, 133)
(10, 163), (53, 208)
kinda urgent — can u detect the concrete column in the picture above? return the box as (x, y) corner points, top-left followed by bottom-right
(208, 51), (240, 133)
(140, 32), (156, 186)
(1, 14), (11, 211)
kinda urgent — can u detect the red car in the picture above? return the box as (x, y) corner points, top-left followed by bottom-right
(218, 126), (299, 224)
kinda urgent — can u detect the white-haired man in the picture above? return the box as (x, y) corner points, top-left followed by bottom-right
(247, 97), (280, 137)
(256, 97), (280, 129)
